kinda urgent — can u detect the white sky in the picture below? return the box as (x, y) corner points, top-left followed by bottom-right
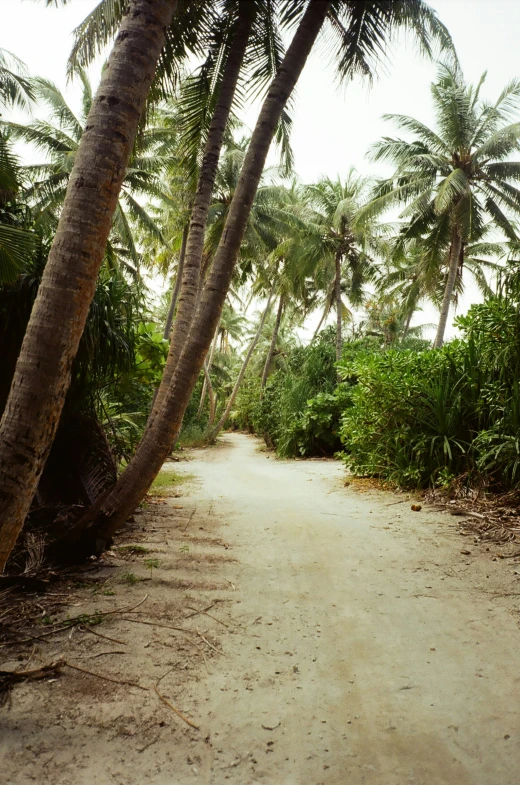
(2, 0), (520, 340)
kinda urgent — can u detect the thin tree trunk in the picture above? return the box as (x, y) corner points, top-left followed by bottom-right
(210, 293), (273, 440)
(88, 0), (332, 544)
(260, 295), (283, 391)
(150, 1), (253, 419)
(0, 0), (177, 573)
(433, 226), (462, 349)
(312, 303), (328, 339)
(197, 327), (219, 418)
(335, 251), (343, 364)
(203, 362), (217, 430)
(163, 223), (188, 340)
(402, 309), (413, 339)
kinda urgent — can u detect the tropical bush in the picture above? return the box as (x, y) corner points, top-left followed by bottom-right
(233, 328), (339, 456)
(339, 296), (520, 489)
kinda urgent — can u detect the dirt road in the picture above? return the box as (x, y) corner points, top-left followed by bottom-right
(179, 433), (520, 785)
(2, 432), (520, 784)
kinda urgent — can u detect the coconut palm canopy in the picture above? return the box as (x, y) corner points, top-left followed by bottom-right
(361, 65), (520, 345)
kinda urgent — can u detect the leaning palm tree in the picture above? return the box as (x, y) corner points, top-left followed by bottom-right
(84, 0), (457, 545)
(363, 65), (520, 347)
(0, 0), (182, 572)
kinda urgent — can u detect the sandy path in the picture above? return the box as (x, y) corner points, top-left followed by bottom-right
(178, 433), (520, 785)
(2, 432), (520, 784)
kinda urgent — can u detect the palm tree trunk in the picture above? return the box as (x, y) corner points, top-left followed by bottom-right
(210, 293), (273, 440)
(150, 1), (253, 418)
(402, 309), (413, 339)
(260, 295), (284, 390)
(197, 327), (218, 418)
(0, 0), (177, 573)
(433, 226), (462, 349)
(335, 251), (343, 364)
(163, 223), (188, 340)
(203, 362), (217, 430)
(312, 303), (328, 339)
(87, 0), (332, 544)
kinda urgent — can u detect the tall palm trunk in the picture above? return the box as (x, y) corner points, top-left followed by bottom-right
(0, 0), (177, 573)
(151, 1), (253, 418)
(210, 293), (273, 440)
(313, 303), (328, 339)
(433, 226), (462, 349)
(402, 309), (413, 339)
(87, 0), (331, 545)
(261, 295), (284, 391)
(203, 362), (217, 430)
(335, 251), (343, 364)
(197, 327), (219, 418)
(163, 223), (188, 340)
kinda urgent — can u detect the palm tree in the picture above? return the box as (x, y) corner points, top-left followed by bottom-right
(364, 66), (520, 347)
(0, 0), (180, 572)
(376, 234), (501, 336)
(258, 232), (315, 390)
(89, 0), (456, 545)
(69, 0), (295, 425)
(299, 173), (377, 363)
(197, 301), (247, 423)
(208, 294), (274, 441)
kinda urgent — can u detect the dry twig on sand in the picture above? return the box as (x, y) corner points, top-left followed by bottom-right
(154, 668), (200, 729)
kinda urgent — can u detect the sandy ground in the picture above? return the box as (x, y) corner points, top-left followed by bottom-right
(2, 432), (520, 784)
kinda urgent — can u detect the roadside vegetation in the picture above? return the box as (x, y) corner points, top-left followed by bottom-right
(2, 0), (520, 574)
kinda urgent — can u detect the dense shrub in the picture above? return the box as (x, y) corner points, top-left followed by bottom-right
(233, 328), (340, 456)
(339, 297), (520, 489)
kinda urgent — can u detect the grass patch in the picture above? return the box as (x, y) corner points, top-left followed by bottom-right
(119, 571), (143, 585)
(177, 422), (209, 448)
(149, 469), (193, 496)
(117, 544), (150, 555)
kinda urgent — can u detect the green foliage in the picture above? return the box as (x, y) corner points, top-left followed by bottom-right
(234, 328), (343, 457)
(144, 558), (160, 578)
(119, 571), (142, 585)
(117, 544), (150, 555)
(149, 468), (188, 496)
(339, 296), (520, 489)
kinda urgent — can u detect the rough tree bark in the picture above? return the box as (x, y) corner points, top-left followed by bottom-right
(335, 250), (343, 364)
(163, 223), (188, 340)
(433, 226), (463, 349)
(210, 292), (274, 440)
(197, 327), (219, 419)
(202, 362), (217, 430)
(151, 0), (253, 418)
(260, 294), (284, 391)
(88, 0), (332, 544)
(0, 0), (178, 573)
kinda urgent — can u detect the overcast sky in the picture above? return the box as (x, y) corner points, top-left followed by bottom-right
(2, 0), (520, 338)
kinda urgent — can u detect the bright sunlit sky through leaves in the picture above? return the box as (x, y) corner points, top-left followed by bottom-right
(2, 0), (520, 339)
